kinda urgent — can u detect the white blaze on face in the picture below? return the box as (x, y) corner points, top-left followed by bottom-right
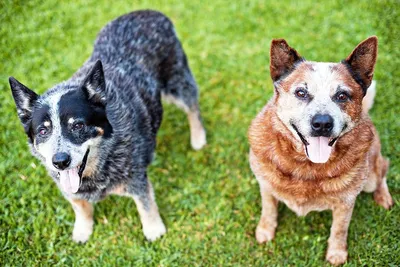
(35, 91), (65, 171)
(276, 62), (354, 163)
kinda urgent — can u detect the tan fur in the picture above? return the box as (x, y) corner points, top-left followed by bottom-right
(187, 108), (207, 150)
(68, 198), (94, 243)
(107, 181), (166, 241)
(249, 37), (393, 265)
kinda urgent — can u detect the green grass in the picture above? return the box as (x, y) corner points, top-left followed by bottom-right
(1, 0), (399, 266)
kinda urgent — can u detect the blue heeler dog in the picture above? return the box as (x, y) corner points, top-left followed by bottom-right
(9, 10), (207, 243)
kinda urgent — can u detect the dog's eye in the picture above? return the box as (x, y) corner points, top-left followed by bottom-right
(39, 128), (48, 136)
(336, 92), (350, 102)
(295, 88), (308, 99)
(72, 122), (85, 131)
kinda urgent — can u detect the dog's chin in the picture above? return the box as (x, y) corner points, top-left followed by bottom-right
(291, 124), (338, 164)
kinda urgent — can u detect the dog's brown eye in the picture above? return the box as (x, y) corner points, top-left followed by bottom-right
(295, 88), (308, 99)
(336, 92), (349, 102)
(39, 128), (48, 136)
(72, 122), (84, 131)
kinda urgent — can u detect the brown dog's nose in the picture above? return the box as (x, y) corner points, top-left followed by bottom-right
(311, 114), (334, 136)
(52, 152), (71, 170)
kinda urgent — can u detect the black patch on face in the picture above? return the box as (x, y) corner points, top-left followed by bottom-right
(58, 89), (112, 145)
(30, 104), (51, 144)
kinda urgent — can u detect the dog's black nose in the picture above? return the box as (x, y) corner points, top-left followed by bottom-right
(311, 114), (334, 136)
(52, 152), (71, 170)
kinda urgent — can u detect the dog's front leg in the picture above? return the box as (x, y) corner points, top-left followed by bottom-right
(125, 173), (166, 242)
(67, 198), (94, 243)
(256, 180), (279, 243)
(326, 202), (355, 266)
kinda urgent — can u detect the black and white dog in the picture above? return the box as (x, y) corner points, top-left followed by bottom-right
(9, 10), (206, 243)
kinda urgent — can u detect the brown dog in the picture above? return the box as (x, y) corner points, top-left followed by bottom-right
(248, 36), (393, 265)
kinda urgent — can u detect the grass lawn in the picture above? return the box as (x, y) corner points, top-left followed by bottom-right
(1, 0), (399, 266)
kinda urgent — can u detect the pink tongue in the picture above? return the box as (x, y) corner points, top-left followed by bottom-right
(306, 137), (332, 163)
(59, 168), (80, 194)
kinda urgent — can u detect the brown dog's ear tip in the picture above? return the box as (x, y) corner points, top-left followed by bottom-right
(271, 38), (289, 47)
(364, 36), (378, 46)
(272, 38), (286, 43)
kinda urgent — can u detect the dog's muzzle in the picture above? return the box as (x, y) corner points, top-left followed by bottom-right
(291, 124), (341, 164)
(57, 149), (90, 194)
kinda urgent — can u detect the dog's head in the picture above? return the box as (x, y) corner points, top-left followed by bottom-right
(9, 60), (112, 193)
(270, 37), (377, 163)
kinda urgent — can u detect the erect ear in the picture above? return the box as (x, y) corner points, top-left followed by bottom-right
(270, 39), (304, 82)
(9, 77), (39, 131)
(82, 60), (106, 105)
(343, 36), (377, 93)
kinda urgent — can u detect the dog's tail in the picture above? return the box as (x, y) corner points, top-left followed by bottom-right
(362, 80), (377, 113)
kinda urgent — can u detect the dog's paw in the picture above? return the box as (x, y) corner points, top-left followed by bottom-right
(191, 127), (207, 150)
(326, 248), (348, 266)
(72, 220), (93, 243)
(255, 225), (275, 243)
(374, 190), (394, 210)
(143, 219), (166, 242)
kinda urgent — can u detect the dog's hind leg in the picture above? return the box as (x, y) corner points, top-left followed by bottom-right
(161, 45), (207, 150)
(373, 157), (394, 209)
(363, 138), (394, 209)
(374, 177), (394, 209)
(67, 198), (94, 243)
(123, 173), (166, 241)
(186, 104), (207, 150)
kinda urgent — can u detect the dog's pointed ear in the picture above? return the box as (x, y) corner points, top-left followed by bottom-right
(82, 60), (106, 105)
(9, 77), (39, 130)
(270, 39), (303, 82)
(343, 36), (377, 92)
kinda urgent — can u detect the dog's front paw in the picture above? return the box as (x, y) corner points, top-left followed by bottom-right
(326, 248), (348, 266)
(72, 219), (93, 243)
(255, 225), (275, 243)
(143, 219), (166, 242)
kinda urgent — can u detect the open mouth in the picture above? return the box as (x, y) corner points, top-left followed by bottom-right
(291, 124), (338, 164)
(78, 149), (90, 178)
(58, 149), (90, 194)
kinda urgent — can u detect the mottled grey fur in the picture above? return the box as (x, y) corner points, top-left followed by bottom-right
(10, 10), (206, 242)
